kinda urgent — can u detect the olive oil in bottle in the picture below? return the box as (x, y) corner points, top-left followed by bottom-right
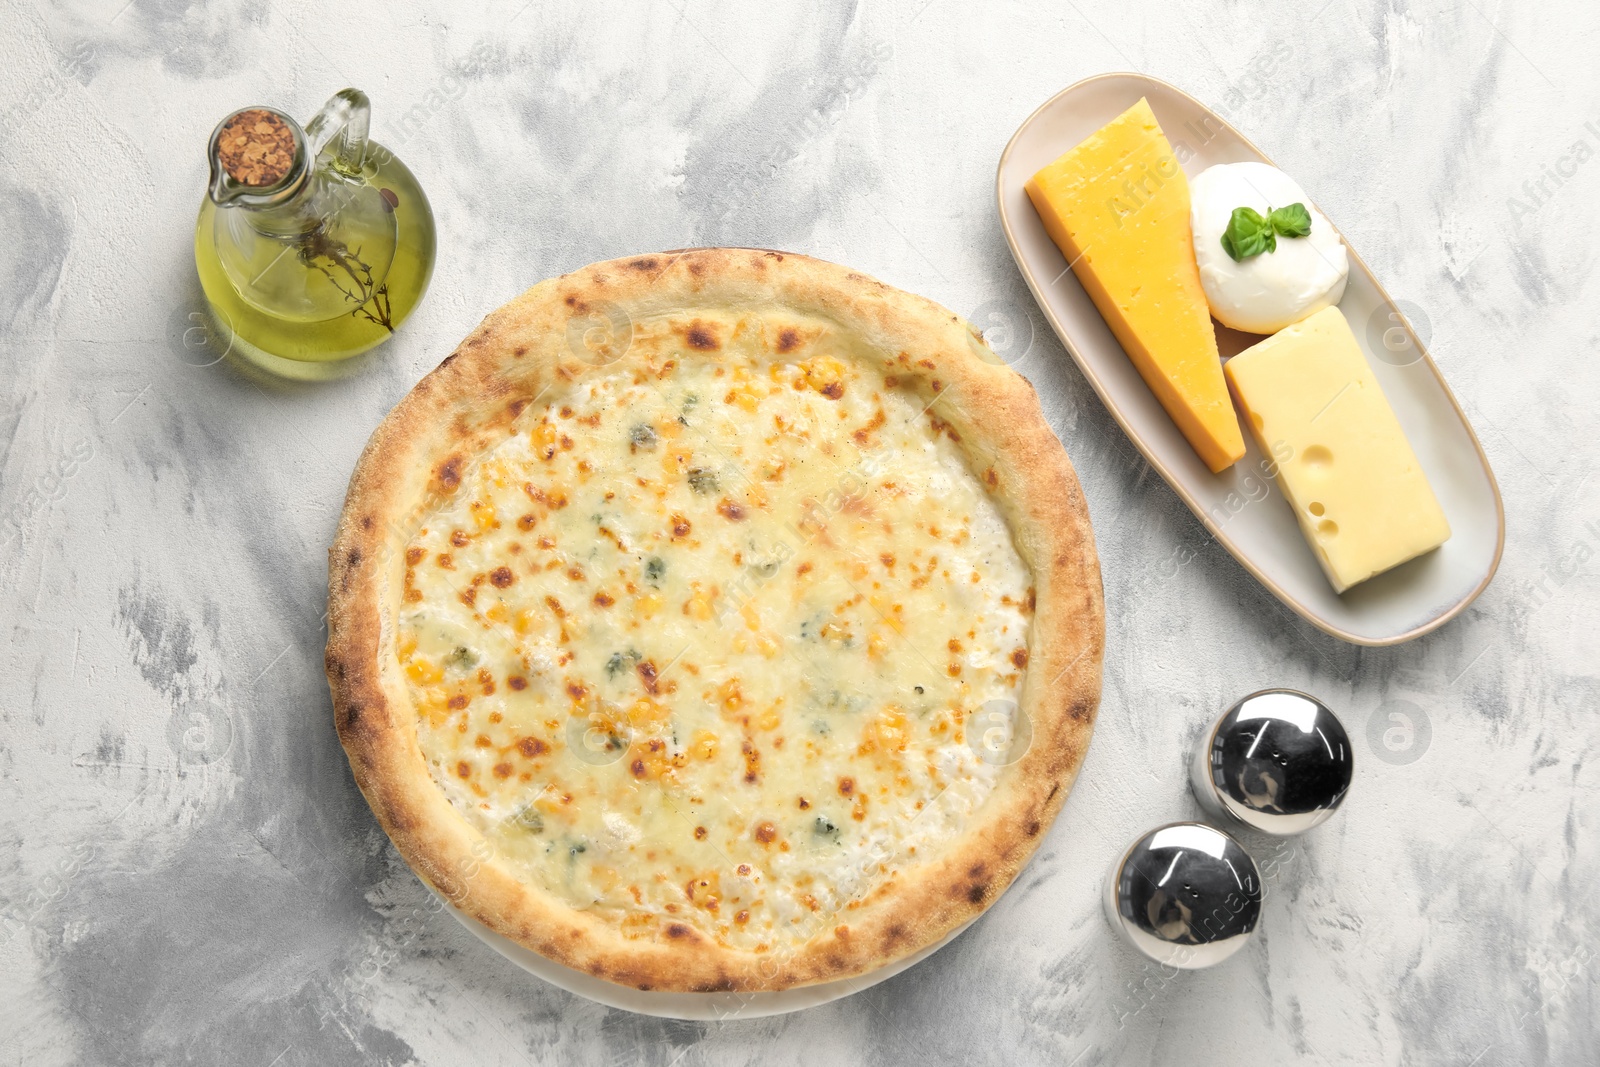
(193, 89), (435, 368)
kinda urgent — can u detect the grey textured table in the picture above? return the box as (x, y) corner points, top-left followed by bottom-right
(2, 2), (1595, 1064)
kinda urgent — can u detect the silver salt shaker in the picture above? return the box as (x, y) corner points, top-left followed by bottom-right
(1191, 689), (1353, 836)
(1104, 822), (1262, 969)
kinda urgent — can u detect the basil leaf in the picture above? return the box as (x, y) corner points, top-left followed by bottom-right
(1269, 202), (1312, 238)
(1221, 202), (1314, 261)
(1231, 228), (1275, 260)
(1220, 206), (1270, 262)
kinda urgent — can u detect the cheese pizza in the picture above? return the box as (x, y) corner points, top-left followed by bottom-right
(326, 249), (1102, 991)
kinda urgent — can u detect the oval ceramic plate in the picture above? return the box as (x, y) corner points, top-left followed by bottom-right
(997, 72), (1503, 646)
(445, 903), (974, 1019)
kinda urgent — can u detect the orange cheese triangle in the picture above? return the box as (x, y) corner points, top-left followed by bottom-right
(1026, 98), (1245, 473)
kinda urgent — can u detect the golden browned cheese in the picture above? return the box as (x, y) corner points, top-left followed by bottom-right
(401, 339), (1033, 952)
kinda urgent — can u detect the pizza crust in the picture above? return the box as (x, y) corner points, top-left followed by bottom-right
(326, 249), (1103, 991)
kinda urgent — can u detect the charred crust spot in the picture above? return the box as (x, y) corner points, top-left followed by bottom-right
(686, 322), (718, 350)
(1011, 647), (1028, 669)
(687, 260), (705, 277)
(513, 346), (527, 357)
(984, 467), (999, 489)
(716, 499), (746, 521)
(694, 826), (707, 839)
(666, 923), (691, 939)
(346, 547), (361, 567)
(821, 381), (844, 400)
(631, 758), (646, 778)
(1046, 782), (1061, 803)
(627, 257), (660, 272)
(508, 676), (527, 691)
(765, 251), (784, 261)
(776, 327), (801, 353)
(437, 455), (463, 490)
(517, 737), (547, 758)
(885, 924), (906, 944)
(359, 515), (373, 531)
(1070, 698), (1094, 723)
(754, 821), (777, 844)
(838, 776), (854, 796)
(509, 398), (528, 418)
(489, 566), (515, 588)
(968, 862), (987, 878)
(967, 883), (988, 904)
(1025, 819), (1041, 837)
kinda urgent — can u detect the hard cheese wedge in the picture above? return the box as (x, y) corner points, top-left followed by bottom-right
(1225, 306), (1450, 593)
(1025, 98), (1245, 473)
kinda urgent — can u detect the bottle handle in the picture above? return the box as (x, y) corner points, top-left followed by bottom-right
(304, 88), (371, 177)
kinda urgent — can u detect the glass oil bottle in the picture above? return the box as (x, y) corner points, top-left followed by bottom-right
(193, 89), (436, 368)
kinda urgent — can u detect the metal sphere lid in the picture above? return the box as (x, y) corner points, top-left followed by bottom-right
(1104, 822), (1262, 969)
(1191, 689), (1353, 836)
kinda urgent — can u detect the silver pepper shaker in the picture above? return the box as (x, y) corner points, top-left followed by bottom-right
(1104, 822), (1262, 969)
(1190, 689), (1353, 836)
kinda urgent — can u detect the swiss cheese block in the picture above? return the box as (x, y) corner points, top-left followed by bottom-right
(1025, 98), (1245, 473)
(1225, 306), (1450, 593)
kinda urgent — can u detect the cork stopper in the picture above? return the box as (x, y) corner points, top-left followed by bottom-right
(215, 109), (298, 187)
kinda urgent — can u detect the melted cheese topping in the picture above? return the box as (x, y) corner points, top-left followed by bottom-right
(399, 331), (1033, 951)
